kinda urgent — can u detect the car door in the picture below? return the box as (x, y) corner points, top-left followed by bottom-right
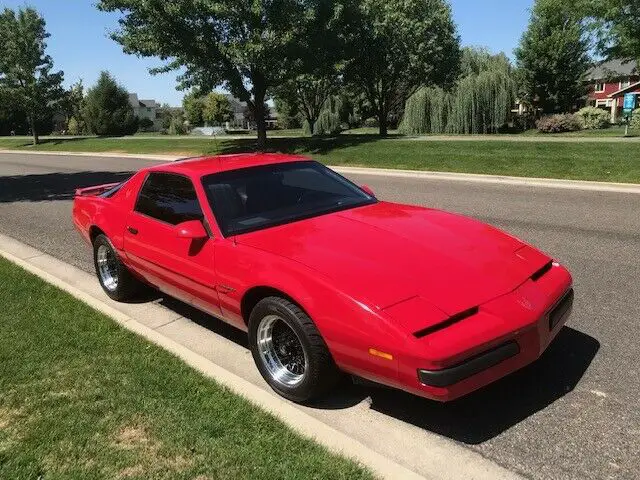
(123, 172), (223, 317)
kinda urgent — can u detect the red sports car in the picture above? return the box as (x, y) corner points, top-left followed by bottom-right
(73, 154), (573, 403)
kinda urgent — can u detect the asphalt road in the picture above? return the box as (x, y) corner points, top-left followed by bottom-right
(1, 152), (639, 480)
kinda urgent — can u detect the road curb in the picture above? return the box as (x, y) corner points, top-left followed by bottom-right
(0, 233), (524, 480)
(2, 148), (640, 193)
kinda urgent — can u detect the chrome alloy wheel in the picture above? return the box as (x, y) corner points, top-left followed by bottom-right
(257, 314), (308, 386)
(96, 244), (118, 292)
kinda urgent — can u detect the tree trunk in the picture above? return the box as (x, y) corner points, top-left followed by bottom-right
(308, 119), (316, 136)
(29, 115), (39, 145)
(253, 89), (267, 150)
(378, 108), (388, 136)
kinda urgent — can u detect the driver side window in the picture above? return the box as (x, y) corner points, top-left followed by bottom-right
(135, 172), (203, 225)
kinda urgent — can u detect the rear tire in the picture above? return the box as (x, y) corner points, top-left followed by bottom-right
(93, 234), (140, 301)
(248, 296), (340, 403)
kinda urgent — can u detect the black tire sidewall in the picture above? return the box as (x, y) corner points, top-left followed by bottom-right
(248, 298), (326, 403)
(92, 234), (130, 301)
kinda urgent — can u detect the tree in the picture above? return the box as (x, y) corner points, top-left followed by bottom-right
(83, 71), (138, 135)
(515, 0), (591, 114)
(274, 1), (349, 135)
(401, 48), (517, 134)
(0, 7), (65, 145)
(343, 0), (460, 135)
(590, 0), (640, 64)
(97, 0), (336, 148)
(60, 80), (86, 133)
(182, 91), (204, 127)
(202, 92), (232, 125)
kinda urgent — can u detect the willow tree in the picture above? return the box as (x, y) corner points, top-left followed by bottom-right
(400, 48), (516, 134)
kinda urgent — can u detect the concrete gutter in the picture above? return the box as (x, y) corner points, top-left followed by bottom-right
(0, 232), (523, 480)
(2, 148), (640, 194)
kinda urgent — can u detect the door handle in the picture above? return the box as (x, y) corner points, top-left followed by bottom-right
(127, 226), (138, 235)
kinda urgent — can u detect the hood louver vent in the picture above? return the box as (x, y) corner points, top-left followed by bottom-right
(413, 306), (479, 338)
(531, 261), (553, 281)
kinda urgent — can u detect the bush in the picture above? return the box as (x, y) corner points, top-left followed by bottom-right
(576, 107), (610, 129)
(536, 113), (581, 133)
(629, 109), (640, 130)
(168, 116), (187, 135)
(363, 117), (378, 128)
(67, 116), (83, 135)
(138, 117), (155, 132)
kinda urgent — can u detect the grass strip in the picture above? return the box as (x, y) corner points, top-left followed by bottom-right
(0, 256), (373, 480)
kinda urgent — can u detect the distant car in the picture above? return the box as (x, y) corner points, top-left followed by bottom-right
(73, 154), (573, 403)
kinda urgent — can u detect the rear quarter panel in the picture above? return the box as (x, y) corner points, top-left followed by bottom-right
(72, 172), (145, 252)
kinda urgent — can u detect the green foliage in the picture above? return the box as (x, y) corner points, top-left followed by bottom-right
(202, 92), (232, 125)
(97, 0), (348, 147)
(344, 0), (460, 135)
(0, 7), (65, 144)
(274, 1), (348, 135)
(400, 48), (516, 134)
(66, 116), (83, 135)
(138, 117), (155, 131)
(630, 109), (640, 130)
(83, 71), (138, 136)
(515, 0), (591, 113)
(183, 91), (204, 127)
(274, 96), (303, 129)
(590, 0), (640, 64)
(168, 115), (187, 135)
(311, 96), (344, 135)
(536, 113), (582, 133)
(576, 107), (610, 129)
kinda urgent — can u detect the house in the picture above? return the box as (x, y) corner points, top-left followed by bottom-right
(586, 59), (640, 123)
(221, 93), (279, 129)
(128, 93), (161, 130)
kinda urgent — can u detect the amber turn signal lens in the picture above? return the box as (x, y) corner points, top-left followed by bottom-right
(368, 348), (393, 360)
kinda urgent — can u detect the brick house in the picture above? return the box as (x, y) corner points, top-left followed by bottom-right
(586, 59), (640, 123)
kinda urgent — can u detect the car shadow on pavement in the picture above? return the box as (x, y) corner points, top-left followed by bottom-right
(308, 326), (599, 444)
(0, 171), (134, 202)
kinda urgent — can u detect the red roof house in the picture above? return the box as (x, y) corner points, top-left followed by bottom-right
(586, 59), (640, 123)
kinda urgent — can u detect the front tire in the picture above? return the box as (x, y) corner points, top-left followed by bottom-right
(248, 296), (340, 403)
(93, 234), (140, 301)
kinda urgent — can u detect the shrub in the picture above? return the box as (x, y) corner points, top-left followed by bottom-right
(629, 108), (640, 130)
(536, 113), (581, 133)
(576, 107), (610, 129)
(67, 116), (82, 135)
(168, 116), (187, 135)
(363, 117), (378, 128)
(138, 117), (155, 132)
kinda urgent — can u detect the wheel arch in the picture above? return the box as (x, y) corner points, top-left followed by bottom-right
(241, 286), (307, 327)
(89, 225), (106, 243)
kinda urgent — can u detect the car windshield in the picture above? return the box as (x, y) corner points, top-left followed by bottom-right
(202, 160), (376, 236)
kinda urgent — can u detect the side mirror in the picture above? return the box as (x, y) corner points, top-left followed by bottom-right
(361, 184), (375, 197)
(176, 220), (208, 239)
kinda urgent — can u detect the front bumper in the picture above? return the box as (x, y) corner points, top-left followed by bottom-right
(397, 264), (573, 401)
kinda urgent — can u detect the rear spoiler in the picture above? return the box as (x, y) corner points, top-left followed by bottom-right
(74, 182), (121, 197)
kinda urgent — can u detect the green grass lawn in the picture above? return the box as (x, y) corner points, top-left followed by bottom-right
(0, 256), (372, 480)
(1, 133), (640, 182)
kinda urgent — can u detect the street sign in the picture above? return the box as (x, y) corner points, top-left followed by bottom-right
(623, 93), (636, 114)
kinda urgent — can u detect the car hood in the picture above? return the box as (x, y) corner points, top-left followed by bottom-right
(236, 201), (550, 314)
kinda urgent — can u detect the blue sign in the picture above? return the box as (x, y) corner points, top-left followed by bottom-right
(623, 93), (636, 112)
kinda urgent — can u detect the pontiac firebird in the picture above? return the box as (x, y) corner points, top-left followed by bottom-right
(73, 153), (573, 403)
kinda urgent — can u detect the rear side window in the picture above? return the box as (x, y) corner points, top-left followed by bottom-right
(135, 172), (203, 225)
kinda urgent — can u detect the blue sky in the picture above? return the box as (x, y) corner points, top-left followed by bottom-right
(2, 0), (534, 106)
